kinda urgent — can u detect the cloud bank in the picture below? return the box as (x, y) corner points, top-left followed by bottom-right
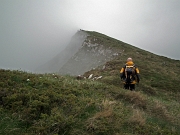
(1, 0), (180, 71)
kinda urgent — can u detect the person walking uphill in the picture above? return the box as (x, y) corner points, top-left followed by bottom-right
(120, 58), (140, 91)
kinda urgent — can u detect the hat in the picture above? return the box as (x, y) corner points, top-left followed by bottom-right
(127, 57), (132, 62)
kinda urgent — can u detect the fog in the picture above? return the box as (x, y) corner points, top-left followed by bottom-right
(1, 0), (180, 72)
(0, 0), (78, 71)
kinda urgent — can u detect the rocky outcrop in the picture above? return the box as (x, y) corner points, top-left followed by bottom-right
(35, 30), (121, 75)
(59, 35), (120, 75)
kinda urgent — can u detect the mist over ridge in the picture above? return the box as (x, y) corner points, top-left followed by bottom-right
(35, 30), (180, 76)
(35, 30), (89, 74)
(1, 0), (180, 72)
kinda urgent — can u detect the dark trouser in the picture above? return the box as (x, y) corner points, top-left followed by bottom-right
(124, 83), (135, 91)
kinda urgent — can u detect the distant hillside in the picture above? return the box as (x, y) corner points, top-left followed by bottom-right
(37, 30), (180, 76)
(83, 31), (180, 89)
(36, 30), (134, 75)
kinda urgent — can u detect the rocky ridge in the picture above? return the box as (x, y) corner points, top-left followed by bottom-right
(36, 30), (123, 75)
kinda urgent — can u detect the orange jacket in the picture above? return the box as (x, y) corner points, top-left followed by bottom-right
(120, 61), (140, 84)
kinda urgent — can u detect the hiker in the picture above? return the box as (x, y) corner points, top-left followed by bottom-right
(120, 58), (140, 91)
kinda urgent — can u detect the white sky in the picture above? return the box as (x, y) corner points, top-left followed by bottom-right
(1, 0), (180, 71)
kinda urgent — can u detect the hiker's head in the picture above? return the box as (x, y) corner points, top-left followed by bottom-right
(127, 58), (132, 62)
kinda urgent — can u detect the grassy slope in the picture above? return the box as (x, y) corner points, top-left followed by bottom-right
(0, 31), (180, 135)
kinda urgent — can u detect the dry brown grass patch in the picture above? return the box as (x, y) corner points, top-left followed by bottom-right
(86, 99), (116, 131)
(93, 99), (116, 119)
(125, 91), (147, 109)
(152, 100), (174, 122)
(128, 109), (146, 126)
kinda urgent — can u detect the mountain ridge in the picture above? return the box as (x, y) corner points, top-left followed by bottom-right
(36, 30), (179, 76)
(1, 30), (180, 134)
(35, 30), (131, 75)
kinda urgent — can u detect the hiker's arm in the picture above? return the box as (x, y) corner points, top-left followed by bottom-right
(120, 68), (124, 78)
(136, 74), (140, 83)
(120, 65), (126, 79)
(135, 68), (140, 82)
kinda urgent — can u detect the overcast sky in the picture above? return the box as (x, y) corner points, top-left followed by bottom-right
(1, 0), (180, 71)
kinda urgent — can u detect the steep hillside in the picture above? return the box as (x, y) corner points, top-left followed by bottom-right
(36, 30), (128, 75)
(0, 31), (180, 135)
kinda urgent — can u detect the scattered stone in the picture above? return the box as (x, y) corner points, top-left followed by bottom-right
(102, 65), (106, 70)
(92, 77), (97, 81)
(88, 74), (93, 79)
(96, 76), (102, 80)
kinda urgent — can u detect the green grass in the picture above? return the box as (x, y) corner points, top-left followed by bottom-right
(0, 69), (179, 135)
(0, 30), (180, 134)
